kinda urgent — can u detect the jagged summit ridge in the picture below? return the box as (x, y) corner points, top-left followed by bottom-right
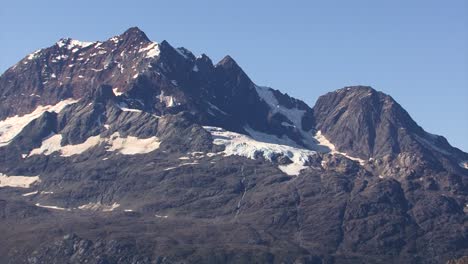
(1, 28), (467, 174)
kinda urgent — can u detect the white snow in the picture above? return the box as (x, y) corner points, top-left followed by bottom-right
(459, 161), (468, 170)
(158, 91), (176, 107)
(27, 49), (41, 60)
(69, 39), (93, 48)
(192, 65), (199, 72)
(29, 134), (101, 157)
(0, 99), (78, 147)
(314, 131), (365, 165)
(54, 54), (68, 60)
(56, 40), (66, 48)
(105, 132), (160, 155)
(22, 191), (39, 196)
(78, 202), (120, 212)
(155, 214), (168, 218)
(110, 37), (119, 44)
(164, 162), (199, 171)
(35, 203), (70, 211)
(203, 126), (316, 176)
(0, 173), (40, 188)
(29, 132), (161, 157)
(117, 102), (142, 113)
(139, 42), (160, 58)
(112, 88), (123, 96)
(56, 39), (94, 49)
(180, 162), (199, 166)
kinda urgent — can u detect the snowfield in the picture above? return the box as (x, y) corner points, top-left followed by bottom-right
(0, 173), (40, 188)
(29, 132), (160, 157)
(0, 99), (78, 147)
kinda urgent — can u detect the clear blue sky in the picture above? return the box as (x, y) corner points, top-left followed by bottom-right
(1, 0), (467, 151)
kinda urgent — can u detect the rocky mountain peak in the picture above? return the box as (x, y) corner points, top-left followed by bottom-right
(118, 26), (150, 43)
(216, 55), (242, 71)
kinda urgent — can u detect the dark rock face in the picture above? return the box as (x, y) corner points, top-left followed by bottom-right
(313, 86), (468, 173)
(0, 28), (467, 264)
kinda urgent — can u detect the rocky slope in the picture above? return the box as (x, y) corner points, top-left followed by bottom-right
(0, 27), (466, 264)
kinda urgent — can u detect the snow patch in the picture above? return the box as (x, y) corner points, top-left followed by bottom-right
(27, 49), (41, 60)
(158, 91), (177, 107)
(29, 134), (101, 157)
(155, 214), (168, 218)
(29, 132), (160, 157)
(117, 102), (142, 113)
(0, 99), (78, 147)
(54, 54), (68, 60)
(164, 162), (199, 171)
(112, 88), (123, 96)
(314, 131), (365, 165)
(139, 42), (160, 58)
(22, 191), (39, 197)
(0, 173), (40, 188)
(78, 202), (120, 212)
(35, 203), (70, 211)
(56, 39), (94, 49)
(459, 161), (468, 170)
(106, 132), (160, 155)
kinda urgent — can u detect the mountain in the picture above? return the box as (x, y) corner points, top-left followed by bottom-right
(0, 27), (466, 264)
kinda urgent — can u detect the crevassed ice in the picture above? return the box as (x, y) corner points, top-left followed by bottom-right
(0, 99), (78, 147)
(203, 126), (316, 176)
